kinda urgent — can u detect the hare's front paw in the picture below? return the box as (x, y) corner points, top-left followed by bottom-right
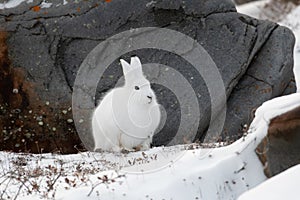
(140, 141), (151, 151)
(110, 145), (123, 153)
(121, 148), (135, 154)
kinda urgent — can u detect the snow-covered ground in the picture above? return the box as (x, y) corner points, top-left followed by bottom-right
(0, 1), (300, 200)
(238, 164), (300, 200)
(2, 89), (300, 200)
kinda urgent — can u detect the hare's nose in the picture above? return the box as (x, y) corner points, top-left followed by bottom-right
(147, 95), (153, 100)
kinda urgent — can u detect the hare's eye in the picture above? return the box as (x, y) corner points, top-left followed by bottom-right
(135, 86), (140, 90)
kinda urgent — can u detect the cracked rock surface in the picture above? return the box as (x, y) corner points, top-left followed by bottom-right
(0, 0), (295, 151)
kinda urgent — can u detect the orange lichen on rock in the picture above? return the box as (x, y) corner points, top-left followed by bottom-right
(32, 5), (41, 12)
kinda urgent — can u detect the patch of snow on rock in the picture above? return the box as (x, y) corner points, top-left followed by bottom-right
(40, 1), (52, 9)
(0, 0), (27, 9)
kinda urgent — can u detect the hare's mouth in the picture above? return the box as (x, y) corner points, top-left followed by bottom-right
(147, 96), (153, 104)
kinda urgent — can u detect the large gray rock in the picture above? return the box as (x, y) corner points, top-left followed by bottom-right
(0, 0), (295, 152)
(222, 25), (295, 141)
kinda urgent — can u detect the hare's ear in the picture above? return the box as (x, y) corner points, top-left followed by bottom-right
(120, 59), (131, 75)
(130, 56), (142, 70)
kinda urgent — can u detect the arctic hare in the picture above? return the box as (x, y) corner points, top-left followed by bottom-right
(92, 56), (161, 152)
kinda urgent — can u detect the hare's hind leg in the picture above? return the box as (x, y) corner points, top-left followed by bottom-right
(139, 135), (152, 151)
(93, 116), (116, 152)
(92, 117), (105, 151)
(118, 133), (139, 152)
(140, 141), (151, 151)
(99, 127), (123, 152)
(92, 115), (121, 152)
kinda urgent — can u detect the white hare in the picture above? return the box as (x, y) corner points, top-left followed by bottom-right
(92, 56), (161, 152)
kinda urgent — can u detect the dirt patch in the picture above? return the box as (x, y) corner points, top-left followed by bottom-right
(0, 32), (85, 154)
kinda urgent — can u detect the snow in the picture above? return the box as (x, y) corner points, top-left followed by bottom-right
(0, 1), (299, 200)
(0, 0), (60, 9)
(56, 144), (266, 200)
(40, 1), (52, 9)
(0, 0), (28, 9)
(238, 165), (300, 200)
(0, 142), (267, 200)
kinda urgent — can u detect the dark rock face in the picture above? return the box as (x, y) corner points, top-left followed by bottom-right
(256, 106), (300, 177)
(0, 0), (295, 152)
(234, 0), (261, 5)
(222, 25), (296, 142)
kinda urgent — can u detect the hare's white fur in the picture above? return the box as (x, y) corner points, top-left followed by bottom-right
(92, 56), (161, 152)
